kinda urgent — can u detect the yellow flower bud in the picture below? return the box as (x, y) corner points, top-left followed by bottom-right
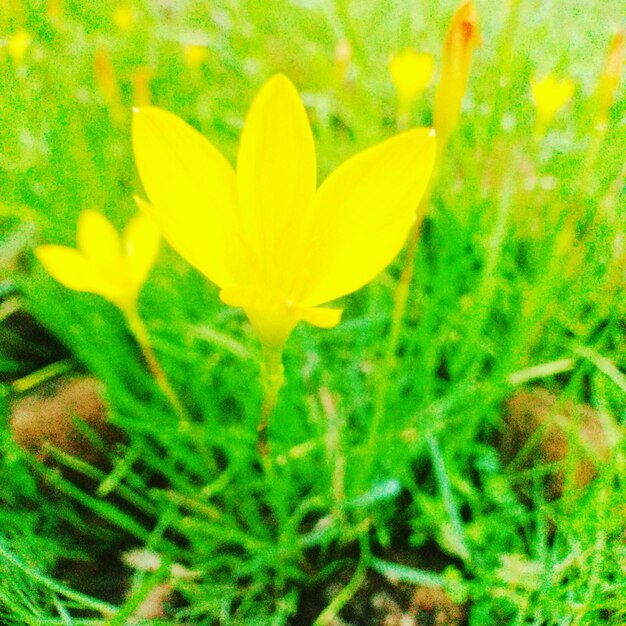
(433, 0), (481, 150)
(389, 49), (434, 117)
(597, 30), (624, 128)
(132, 66), (153, 107)
(531, 74), (575, 138)
(335, 39), (353, 84)
(184, 44), (207, 70)
(7, 29), (31, 67)
(113, 4), (136, 32)
(94, 47), (124, 123)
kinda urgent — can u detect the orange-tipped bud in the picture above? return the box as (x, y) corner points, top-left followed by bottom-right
(132, 67), (153, 107)
(335, 39), (353, 83)
(433, 0), (481, 150)
(597, 29), (624, 127)
(94, 47), (124, 123)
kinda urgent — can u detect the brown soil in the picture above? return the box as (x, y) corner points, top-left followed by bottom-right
(10, 375), (119, 463)
(501, 388), (619, 499)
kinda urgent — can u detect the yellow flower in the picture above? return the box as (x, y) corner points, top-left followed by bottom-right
(597, 30), (624, 127)
(531, 74), (575, 136)
(433, 0), (481, 150)
(183, 44), (207, 70)
(389, 49), (434, 106)
(35, 210), (160, 311)
(113, 3), (136, 31)
(7, 28), (31, 66)
(132, 74), (435, 348)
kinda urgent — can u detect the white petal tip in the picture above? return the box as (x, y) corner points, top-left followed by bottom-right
(429, 128), (436, 137)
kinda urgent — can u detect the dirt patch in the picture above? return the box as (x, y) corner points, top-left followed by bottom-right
(501, 388), (619, 498)
(10, 375), (119, 463)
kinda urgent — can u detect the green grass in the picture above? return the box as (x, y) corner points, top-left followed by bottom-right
(1, 0), (625, 624)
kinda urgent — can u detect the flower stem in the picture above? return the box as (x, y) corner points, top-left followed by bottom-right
(123, 304), (190, 426)
(366, 177), (435, 461)
(258, 343), (285, 457)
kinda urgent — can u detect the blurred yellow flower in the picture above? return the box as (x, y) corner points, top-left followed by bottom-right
(433, 0), (481, 150)
(531, 74), (575, 137)
(597, 30), (624, 127)
(335, 39), (353, 83)
(7, 28), (31, 66)
(132, 74), (436, 348)
(113, 3), (136, 31)
(389, 49), (434, 121)
(183, 44), (207, 70)
(35, 210), (160, 311)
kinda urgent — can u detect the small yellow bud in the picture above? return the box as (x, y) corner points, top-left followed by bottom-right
(183, 44), (207, 70)
(47, 0), (63, 20)
(597, 30), (624, 128)
(335, 39), (353, 83)
(7, 29), (31, 67)
(389, 49), (434, 118)
(113, 3), (136, 32)
(433, 0), (481, 150)
(132, 67), (153, 107)
(530, 74), (575, 138)
(94, 47), (124, 123)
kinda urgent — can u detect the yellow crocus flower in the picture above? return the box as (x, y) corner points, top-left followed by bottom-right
(132, 74), (436, 350)
(35, 210), (160, 311)
(389, 49), (435, 125)
(7, 28), (31, 67)
(433, 0), (481, 151)
(531, 74), (575, 138)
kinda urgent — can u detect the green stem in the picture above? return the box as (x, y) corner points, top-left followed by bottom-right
(258, 343), (285, 457)
(122, 304), (190, 426)
(313, 528), (370, 625)
(366, 171), (437, 463)
(0, 539), (118, 618)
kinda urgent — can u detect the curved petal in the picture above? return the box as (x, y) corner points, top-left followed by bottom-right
(298, 306), (342, 329)
(77, 210), (122, 268)
(36, 245), (102, 293)
(132, 106), (241, 289)
(123, 209), (160, 289)
(236, 74), (316, 291)
(299, 127), (436, 308)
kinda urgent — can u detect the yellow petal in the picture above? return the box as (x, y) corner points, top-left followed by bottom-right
(35, 245), (102, 293)
(123, 208), (160, 289)
(132, 106), (241, 289)
(299, 127), (436, 308)
(77, 209), (122, 268)
(298, 306), (342, 329)
(236, 74), (316, 291)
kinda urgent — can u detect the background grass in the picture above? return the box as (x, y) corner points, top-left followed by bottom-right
(1, 0), (625, 624)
